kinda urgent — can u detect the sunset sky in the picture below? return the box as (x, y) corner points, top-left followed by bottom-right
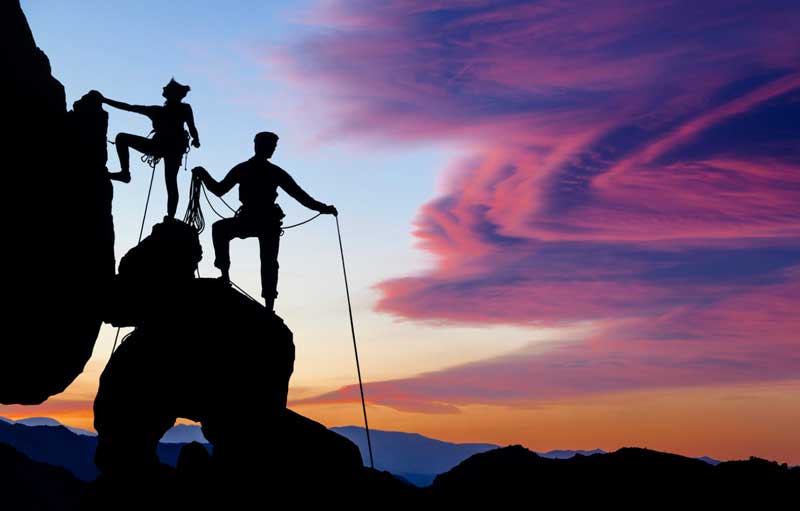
(3, 0), (799, 465)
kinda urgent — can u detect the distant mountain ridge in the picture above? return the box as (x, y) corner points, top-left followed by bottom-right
(332, 425), (498, 486)
(1, 416), (730, 486)
(5, 416), (97, 436)
(2, 431), (797, 507)
(0, 419), (207, 481)
(0, 416), (199, 441)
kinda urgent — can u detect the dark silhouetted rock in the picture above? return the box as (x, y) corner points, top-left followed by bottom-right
(1, 0), (115, 404)
(105, 219), (202, 326)
(0, 442), (86, 511)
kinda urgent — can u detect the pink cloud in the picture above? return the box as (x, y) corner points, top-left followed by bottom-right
(282, 0), (800, 406)
(297, 267), (800, 412)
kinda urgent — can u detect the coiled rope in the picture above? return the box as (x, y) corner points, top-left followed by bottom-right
(183, 173), (205, 233)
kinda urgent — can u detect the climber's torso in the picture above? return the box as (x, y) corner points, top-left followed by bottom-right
(145, 103), (191, 154)
(231, 157), (285, 221)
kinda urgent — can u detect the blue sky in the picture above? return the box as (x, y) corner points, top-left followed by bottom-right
(21, 0), (534, 395)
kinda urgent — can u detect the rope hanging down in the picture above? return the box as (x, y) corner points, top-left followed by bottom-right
(335, 216), (374, 469)
(108, 137), (190, 356)
(183, 173), (206, 233)
(110, 161), (157, 356)
(192, 177), (322, 233)
(202, 181), (237, 218)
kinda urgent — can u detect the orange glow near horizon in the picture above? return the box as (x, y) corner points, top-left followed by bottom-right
(293, 380), (800, 465)
(4, 379), (798, 466)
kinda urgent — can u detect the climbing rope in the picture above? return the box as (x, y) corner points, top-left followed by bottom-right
(109, 330), (134, 360)
(193, 178), (322, 233)
(110, 161), (156, 357)
(195, 266), (261, 305)
(282, 212), (322, 231)
(335, 216), (374, 469)
(183, 173), (205, 233)
(141, 152), (161, 170)
(201, 182), (237, 218)
(108, 136), (186, 357)
(137, 161), (158, 244)
(229, 280), (260, 304)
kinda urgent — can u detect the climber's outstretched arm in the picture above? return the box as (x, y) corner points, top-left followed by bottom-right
(192, 165), (239, 197)
(277, 168), (337, 215)
(97, 93), (152, 116)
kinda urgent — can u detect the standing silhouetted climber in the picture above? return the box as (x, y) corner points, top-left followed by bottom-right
(192, 132), (337, 311)
(98, 79), (200, 218)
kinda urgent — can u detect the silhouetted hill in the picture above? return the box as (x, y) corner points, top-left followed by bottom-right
(333, 426), (616, 485)
(158, 424), (206, 443)
(0, 443), (85, 511)
(428, 445), (799, 505)
(332, 425), (497, 485)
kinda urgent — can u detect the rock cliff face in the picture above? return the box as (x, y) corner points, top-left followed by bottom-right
(0, 0), (116, 404)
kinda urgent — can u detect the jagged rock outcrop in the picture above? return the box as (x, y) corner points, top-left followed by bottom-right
(1, 0), (115, 404)
(105, 219), (202, 326)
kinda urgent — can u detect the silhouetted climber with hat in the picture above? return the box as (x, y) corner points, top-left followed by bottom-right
(98, 78), (200, 218)
(192, 132), (337, 311)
